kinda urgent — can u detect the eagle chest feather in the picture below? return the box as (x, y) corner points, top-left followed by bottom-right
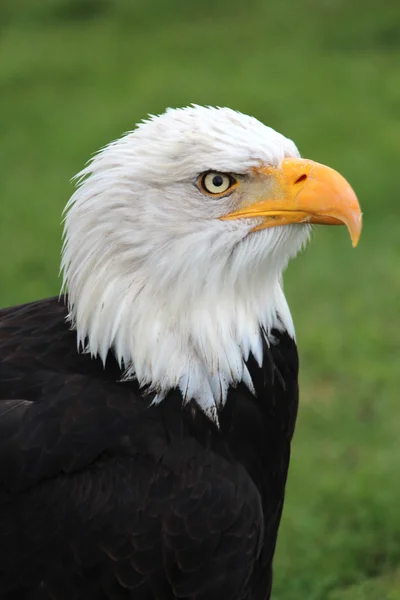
(0, 298), (298, 600)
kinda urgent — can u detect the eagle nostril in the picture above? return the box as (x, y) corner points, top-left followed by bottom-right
(294, 174), (307, 185)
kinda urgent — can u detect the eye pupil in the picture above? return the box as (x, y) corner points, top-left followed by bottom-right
(212, 175), (224, 187)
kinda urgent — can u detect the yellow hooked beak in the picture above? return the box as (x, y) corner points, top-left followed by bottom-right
(221, 158), (362, 247)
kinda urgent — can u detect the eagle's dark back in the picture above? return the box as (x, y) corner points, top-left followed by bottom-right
(0, 297), (298, 600)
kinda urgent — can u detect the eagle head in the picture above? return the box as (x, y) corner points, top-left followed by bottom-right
(62, 105), (361, 422)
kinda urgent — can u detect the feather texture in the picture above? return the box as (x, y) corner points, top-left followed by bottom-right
(0, 296), (299, 600)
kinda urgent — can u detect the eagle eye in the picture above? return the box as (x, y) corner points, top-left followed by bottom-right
(199, 172), (237, 196)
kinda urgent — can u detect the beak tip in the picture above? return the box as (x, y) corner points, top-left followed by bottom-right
(349, 212), (362, 248)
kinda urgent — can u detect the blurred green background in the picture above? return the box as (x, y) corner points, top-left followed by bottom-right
(1, 0), (399, 598)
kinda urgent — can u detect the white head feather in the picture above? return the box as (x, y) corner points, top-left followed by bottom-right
(61, 105), (310, 422)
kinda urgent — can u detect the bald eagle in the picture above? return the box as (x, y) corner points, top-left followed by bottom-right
(0, 106), (361, 600)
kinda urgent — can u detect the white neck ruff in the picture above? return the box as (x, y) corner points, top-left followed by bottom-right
(63, 218), (303, 423)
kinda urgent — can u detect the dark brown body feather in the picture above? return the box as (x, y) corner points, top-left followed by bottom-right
(0, 297), (298, 600)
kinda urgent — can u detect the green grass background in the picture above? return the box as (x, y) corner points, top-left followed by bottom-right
(1, 0), (399, 597)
